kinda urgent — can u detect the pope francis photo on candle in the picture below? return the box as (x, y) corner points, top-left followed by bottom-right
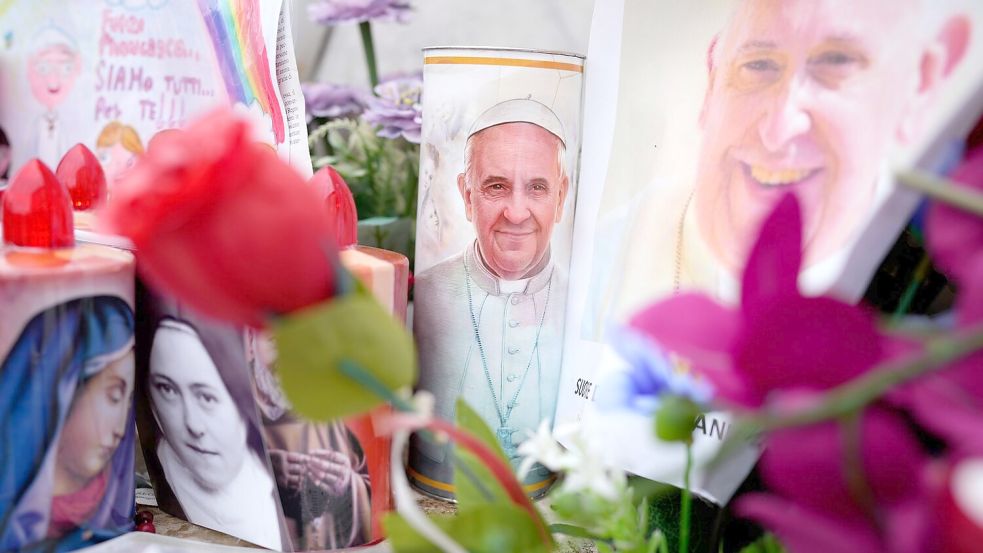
(411, 99), (571, 498)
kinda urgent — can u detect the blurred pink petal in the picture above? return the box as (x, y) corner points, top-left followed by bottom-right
(740, 193), (802, 317)
(759, 409), (926, 516)
(734, 296), (884, 405)
(926, 147), (983, 288)
(896, 353), (983, 455)
(748, 409), (930, 552)
(737, 494), (882, 553)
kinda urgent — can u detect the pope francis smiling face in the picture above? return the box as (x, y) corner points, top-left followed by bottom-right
(458, 121), (569, 281)
(692, 0), (971, 274)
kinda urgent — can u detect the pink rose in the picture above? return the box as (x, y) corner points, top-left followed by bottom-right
(102, 108), (337, 327)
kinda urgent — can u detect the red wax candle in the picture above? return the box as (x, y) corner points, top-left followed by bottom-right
(2, 159), (74, 249)
(56, 144), (108, 231)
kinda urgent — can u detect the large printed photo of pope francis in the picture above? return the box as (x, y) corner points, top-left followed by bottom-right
(409, 52), (584, 500)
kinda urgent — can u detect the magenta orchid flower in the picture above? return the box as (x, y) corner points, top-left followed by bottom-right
(628, 194), (932, 552)
(898, 146), (983, 455)
(628, 193), (915, 409)
(739, 408), (931, 553)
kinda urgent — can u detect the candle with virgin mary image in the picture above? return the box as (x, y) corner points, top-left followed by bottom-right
(0, 236), (136, 551)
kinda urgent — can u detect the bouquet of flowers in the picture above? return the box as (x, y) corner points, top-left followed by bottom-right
(304, 1), (421, 257)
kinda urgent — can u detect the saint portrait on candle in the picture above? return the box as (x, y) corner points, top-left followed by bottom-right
(136, 303), (285, 550)
(0, 296), (136, 551)
(412, 99), (571, 494)
(245, 328), (371, 551)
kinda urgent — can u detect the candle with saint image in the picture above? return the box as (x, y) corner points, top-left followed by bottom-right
(0, 159), (136, 551)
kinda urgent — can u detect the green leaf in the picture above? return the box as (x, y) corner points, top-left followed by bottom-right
(273, 286), (416, 421)
(383, 503), (550, 553)
(739, 533), (786, 553)
(452, 399), (514, 509)
(548, 523), (600, 540)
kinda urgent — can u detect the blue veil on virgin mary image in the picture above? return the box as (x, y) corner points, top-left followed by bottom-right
(0, 295), (136, 552)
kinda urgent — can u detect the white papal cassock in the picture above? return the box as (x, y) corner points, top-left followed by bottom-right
(410, 240), (567, 498)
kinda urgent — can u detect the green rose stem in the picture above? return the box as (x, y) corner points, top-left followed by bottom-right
(359, 21), (380, 90)
(891, 252), (932, 322)
(679, 445), (693, 553)
(336, 360), (551, 546)
(897, 169), (983, 217)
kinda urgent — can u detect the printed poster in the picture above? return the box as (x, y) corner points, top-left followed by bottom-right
(557, 0), (983, 503)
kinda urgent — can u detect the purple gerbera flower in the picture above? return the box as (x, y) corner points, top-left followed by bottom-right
(308, 0), (412, 25)
(301, 82), (369, 122)
(361, 76), (422, 144)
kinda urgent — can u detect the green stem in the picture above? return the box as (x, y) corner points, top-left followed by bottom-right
(891, 253), (932, 322)
(896, 169), (983, 217)
(750, 324), (983, 432)
(679, 445), (692, 553)
(839, 413), (876, 519)
(339, 359), (414, 412)
(338, 359), (496, 502)
(359, 21), (380, 90)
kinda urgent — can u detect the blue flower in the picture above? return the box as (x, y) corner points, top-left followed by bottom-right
(596, 326), (712, 415)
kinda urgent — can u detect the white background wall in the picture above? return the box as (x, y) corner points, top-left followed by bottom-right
(290, 0), (596, 86)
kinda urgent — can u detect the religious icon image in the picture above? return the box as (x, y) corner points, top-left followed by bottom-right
(410, 48), (585, 500)
(245, 329), (372, 551)
(0, 296), (137, 551)
(587, 0), (980, 330)
(135, 298), (285, 550)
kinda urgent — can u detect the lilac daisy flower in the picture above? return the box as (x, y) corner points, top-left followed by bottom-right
(361, 76), (422, 143)
(308, 0), (412, 25)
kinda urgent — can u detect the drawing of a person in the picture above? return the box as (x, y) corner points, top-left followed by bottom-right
(96, 122), (144, 190)
(27, 25), (81, 166)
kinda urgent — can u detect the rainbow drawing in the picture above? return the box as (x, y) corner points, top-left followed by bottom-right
(198, 0), (286, 144)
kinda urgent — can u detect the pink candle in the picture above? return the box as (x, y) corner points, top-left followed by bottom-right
(312, 165), (410, 321)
